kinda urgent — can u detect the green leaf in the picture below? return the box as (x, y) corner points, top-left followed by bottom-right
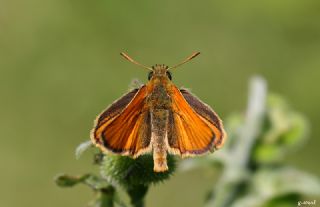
(231, 167), (320, 207)
(84, 174), (111, 190)
(253, 145), (282, 164)
(253, 167), (320, 196)
(55, 174), (90, 187)
(262, 194), (300, 207)
(253, 94), (309, 164)
(55, 173), (110, 190)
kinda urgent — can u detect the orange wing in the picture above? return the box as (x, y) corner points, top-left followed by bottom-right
(180, 88), (226, 149)
(91, 86), (152, 157)
(167, 86), (226, 157)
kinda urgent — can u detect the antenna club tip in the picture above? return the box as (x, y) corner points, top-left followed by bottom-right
(119, 52), (153, 71)
(120, 52), (132, 61)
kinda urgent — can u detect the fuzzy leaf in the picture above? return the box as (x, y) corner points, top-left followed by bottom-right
(84, 174), (111, 190)
(231, 167), (320, 207)
(75, 140), (93, 159)
(55, 173), (110, 190)
(253, 94), (309, 164)
(55, 174), (90, 187)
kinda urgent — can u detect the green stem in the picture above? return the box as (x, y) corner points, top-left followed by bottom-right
(100, 186), (116, 207)
(89, 186), (116, 207)
(127, 185), (148, 207)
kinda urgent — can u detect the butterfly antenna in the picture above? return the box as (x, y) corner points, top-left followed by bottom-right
(168, 52), (200, 70)
(120, 52), (153, 71)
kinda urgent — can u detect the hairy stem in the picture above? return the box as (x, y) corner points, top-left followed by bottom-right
(206, 76), (267, 207)
(127, 185), (149, 207)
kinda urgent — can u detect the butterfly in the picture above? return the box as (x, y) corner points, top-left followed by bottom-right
(91, 52), (226, 172)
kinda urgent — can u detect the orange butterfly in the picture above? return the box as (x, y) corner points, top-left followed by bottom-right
(91, 52), (226, 172)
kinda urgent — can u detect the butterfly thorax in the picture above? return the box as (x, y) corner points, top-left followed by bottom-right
(146, 66), (172, 110)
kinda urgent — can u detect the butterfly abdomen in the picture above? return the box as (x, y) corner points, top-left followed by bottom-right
(150, 109), (169, 172)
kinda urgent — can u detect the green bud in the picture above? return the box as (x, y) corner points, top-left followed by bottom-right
(100, 154), (176, 188)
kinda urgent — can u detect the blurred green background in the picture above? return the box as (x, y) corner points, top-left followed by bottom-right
(1, 0), (319, 206)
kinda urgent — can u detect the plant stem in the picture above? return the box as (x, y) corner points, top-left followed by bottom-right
(127, 185), (148, 207)
(205, 76), (267, 207)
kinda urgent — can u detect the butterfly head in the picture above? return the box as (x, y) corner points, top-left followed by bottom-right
(148, 64), (171, 80)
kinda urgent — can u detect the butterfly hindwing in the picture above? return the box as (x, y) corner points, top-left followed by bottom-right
(91, 85), (152, 157)
(167, 86), (225, 156)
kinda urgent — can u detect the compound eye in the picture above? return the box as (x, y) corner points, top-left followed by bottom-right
(166, 71), (172, 80)
(148, 71), (153, 80)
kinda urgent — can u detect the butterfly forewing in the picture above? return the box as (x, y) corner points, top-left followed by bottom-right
(94, 88), (139, 130)
(91, 85), (152, 156)
(180, 88), (226, 149)
(167, 86), (225, 156)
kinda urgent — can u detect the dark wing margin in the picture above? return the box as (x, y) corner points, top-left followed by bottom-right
(180, 88), (226, 149)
